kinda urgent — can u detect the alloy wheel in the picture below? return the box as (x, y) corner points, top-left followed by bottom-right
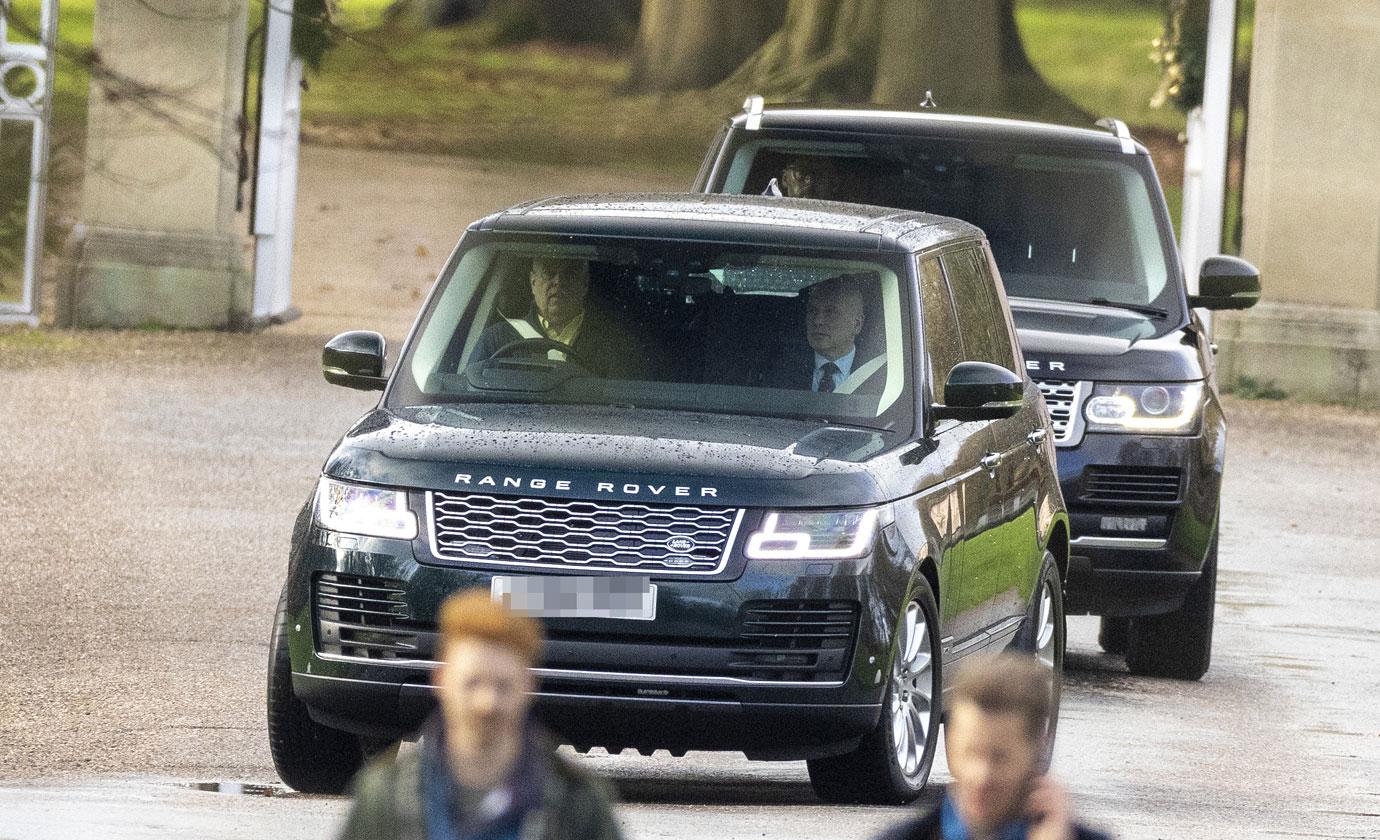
(1036, 579), (1058, 671)
(889, 601), (935, 779)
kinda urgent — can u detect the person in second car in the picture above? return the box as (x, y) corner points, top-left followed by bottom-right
(335, 589), (624, 840)
(876, 655), (1110, 840)
(763, 274), (886, 394)
(471, 255), (640, 377)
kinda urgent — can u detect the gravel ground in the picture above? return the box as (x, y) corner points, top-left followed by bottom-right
(2, 329), (1378, 840)
(2, 147), (1378, 838)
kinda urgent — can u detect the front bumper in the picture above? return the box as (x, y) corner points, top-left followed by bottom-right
(1055, 423), (1222, 617)
(284, 522), (909, 759)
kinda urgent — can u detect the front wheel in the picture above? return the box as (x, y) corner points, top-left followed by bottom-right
(807, 576), (941, 804)
(267, 594), (366, 793)
(1015, 552), (1065, 765)
(1126, 529), (1217, 681)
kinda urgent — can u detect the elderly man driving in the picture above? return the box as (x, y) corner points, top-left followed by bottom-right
(472, 256), (638, 377)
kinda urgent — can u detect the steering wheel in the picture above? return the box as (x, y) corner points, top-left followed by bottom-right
(488, 336), (595, 371)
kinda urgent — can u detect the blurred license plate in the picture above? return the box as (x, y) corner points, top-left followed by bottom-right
(491, 575), (656, 620)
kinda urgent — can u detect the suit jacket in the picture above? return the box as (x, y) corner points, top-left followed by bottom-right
(471, 307), (641, 379)
(874, 802), (1112, 840)
(336, 722), (623, 840)
(760, 345), (887, 394)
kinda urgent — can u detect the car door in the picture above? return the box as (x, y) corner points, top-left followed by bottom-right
(977, 243), (1047, 639)
(916, 254), (999, 659)
(939, 246), (1036, 643)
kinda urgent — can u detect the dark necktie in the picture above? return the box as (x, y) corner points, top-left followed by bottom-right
(817, 361), (839, 393)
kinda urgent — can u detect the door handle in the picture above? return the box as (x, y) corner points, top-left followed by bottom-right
(1027, 428), (1048, 446)
(980, 452), (1002, 471)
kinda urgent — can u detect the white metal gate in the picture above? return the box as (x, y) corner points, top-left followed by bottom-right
(0, 0), (56, 327)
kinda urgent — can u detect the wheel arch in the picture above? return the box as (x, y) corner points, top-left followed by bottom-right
(1045, 516), (1070, 583)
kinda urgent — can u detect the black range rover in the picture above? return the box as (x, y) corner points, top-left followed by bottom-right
(699, 103), (1261, 680)
(268, 194), (1069, 804)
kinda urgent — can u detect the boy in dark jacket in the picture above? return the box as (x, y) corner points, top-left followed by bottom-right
(877, 655), (1110, 840)
(336, 590), (623, 840)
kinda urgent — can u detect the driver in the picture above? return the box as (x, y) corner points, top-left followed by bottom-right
(471, 256), (639, 377)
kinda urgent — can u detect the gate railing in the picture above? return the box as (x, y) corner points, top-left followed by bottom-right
(0, 0), (57, 327)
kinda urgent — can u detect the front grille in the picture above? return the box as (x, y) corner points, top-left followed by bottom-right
(730, 600), (859, 682)
(1035, 379), (1090, 444)
(315, 573), (423, 661)
(429, 492), (742, 575)
(1081, 466), (1183, 504)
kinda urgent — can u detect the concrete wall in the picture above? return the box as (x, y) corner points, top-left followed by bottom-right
(1217, 1), (1380, 406)
(61, 0), (250, 328)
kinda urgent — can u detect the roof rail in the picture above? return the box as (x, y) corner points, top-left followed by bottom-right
(742, 94), (765, 130)
(1095, 117), (1135, 154)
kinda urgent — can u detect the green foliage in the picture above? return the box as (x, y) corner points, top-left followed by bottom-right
(292, 0), (342, 70)
(1150, 0), (1208, 113)
(0, 138), (28, 301)
(1226, 375), (1288, 401)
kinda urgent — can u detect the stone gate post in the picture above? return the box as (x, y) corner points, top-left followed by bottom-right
(1215, 1), (1380, 405)
(61, 0), (250, 328)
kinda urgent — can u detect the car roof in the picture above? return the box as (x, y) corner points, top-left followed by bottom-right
(477, 193), (985, 254)
(730, 105), (1145, 156)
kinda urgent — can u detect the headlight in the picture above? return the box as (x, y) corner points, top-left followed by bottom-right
(744, 509), (880, 560)
(314, 478), (418, 540)
(1084, 382), (1204, 433)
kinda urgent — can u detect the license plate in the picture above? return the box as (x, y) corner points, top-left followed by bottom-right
(490, 575), (656, 620)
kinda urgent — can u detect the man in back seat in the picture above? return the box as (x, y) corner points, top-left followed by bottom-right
(762, 274), (886, 395)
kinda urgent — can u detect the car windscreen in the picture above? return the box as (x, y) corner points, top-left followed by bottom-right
(713, 132), (1178, 319)
(390, 233), (915, 433)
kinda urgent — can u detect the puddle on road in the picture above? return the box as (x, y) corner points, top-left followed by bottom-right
(187, 782), (289, 797)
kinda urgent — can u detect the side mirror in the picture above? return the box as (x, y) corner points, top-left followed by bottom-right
(932, 361), (1024, 422)
(323, 331), (388, 391)
(1189, 256), (1260, 310)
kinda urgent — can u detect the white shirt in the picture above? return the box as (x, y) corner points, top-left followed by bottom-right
(812, 345), (857, 392)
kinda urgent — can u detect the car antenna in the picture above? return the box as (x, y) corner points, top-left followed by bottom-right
(919, 90), (938, 109)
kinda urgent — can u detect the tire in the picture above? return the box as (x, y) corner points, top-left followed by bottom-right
(1098, 616), (1130, 656)
(267, 594), (365, 793)
(1126, 529), (1217, 681)
(1014, 552), (1065, 765)
(807, 576), (941, 805)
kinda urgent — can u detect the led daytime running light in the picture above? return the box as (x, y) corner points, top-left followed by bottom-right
(315, 478), (419, 540)
(745, 509), (880, 560)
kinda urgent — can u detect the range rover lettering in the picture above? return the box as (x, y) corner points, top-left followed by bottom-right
(700, 103), (1262, 680)
(268, 194), (1069, 804)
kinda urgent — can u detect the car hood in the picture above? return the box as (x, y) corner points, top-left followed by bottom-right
(1010, 298), (1204, 382)
(323, 404), (897, 507)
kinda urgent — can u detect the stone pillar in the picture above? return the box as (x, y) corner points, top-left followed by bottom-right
(60, 0), (250, 328)
(1214, 1), (1380, 406)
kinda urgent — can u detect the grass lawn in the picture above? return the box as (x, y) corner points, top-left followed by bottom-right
(1016, 0), (1183, 134)
(43, 0), (1186, 173)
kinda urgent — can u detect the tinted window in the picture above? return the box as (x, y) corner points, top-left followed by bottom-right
(918, 256), (963, 397)
(714, 133), (1176, 317)
(941, 248), (1017, 370)
(391, 233), (915, 432)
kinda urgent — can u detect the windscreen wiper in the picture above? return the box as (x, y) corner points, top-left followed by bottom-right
(1084, 298), (1170, 318)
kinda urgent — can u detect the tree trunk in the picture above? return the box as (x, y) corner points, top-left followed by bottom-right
(699, 0), (1085, 123)
(871, 0), (1003, 110)
(625, 0), (785, 93)
(719, 0), (884, 101)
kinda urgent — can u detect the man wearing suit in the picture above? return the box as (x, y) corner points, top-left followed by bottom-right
(471, 256), (639, 378)
(764, 274), (886, 394)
